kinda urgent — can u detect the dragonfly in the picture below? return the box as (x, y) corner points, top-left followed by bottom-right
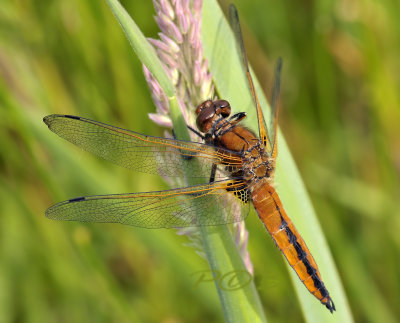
(43, 5), (335, 313)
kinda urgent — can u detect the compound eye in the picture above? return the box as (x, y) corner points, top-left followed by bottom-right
(196, 114), (214, 133)
(195, 99), (212, 115)
(195, 104), (203, 116)
(196, 104), (215, 133)
(214, 100), (231, 117)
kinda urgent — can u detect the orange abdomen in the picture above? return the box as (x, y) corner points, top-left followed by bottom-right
(251, 180), (335, 312)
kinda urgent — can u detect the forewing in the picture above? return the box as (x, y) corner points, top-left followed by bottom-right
(229, 5), (269, 148)
(269, 58), (283, 159)
(45, 181), (250, 228)
(43, 115), (242, 180)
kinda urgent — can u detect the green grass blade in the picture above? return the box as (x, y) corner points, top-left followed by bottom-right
(105, 1), (267, 321)
(105, 0), (188, 142)
(199, 225), (267, 323)
(105, 0), (174, 97)
(202, 0), (354, 321)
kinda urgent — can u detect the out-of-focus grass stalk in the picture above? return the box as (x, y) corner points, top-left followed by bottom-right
(105, 0), (266, 321)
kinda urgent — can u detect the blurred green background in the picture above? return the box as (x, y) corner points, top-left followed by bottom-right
(1, 0), (399, 322)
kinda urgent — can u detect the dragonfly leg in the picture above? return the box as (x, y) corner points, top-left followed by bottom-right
(229, 112), (247, 124)
(187, 125), (205, 139)
(209, 163), (217, 183)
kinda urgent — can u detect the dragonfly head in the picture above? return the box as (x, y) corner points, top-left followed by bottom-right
(195, 99), (231, 133)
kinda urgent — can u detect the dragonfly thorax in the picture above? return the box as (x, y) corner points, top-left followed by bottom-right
(195, 99), (275, 184)
(241, 143), (275, 184)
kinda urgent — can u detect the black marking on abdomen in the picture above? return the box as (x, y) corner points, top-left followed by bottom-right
(268, 190), (333, 311)
(279, 216), (328, 291)
(282, 219), (308, 262)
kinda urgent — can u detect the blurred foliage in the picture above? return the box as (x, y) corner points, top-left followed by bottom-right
(0, 0), (399, 322)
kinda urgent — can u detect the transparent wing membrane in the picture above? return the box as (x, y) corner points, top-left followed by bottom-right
(269, 58), (283, 159)
(43, 115), (243, 180)
(229, 5), (269, 149)
(46, 181), (250, 228)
